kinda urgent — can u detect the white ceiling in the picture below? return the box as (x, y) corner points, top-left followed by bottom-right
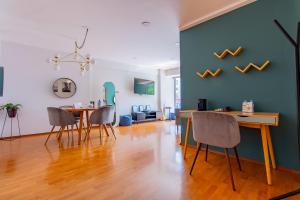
(0, 0), (255, 69)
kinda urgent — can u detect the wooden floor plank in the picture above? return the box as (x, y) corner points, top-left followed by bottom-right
(0, 121), (299, 199)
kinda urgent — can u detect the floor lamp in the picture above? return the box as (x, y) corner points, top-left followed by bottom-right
(270, 19), (300, 200)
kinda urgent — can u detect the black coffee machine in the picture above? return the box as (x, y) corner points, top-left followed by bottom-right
(198, 99), (207, 111)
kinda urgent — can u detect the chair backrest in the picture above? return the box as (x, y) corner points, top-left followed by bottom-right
(132, 105), (139, 113)
(138, 105), (144, 112)
(192, 111), (240, 148)
(90, 105), (114, 125)
(145, 105), (151, 112)
(47, 107), (77, 126)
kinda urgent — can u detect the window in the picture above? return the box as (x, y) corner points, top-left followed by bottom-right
(174, 77), (181, 109)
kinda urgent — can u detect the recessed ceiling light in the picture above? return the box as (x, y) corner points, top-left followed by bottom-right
(141, 21), (151, 26)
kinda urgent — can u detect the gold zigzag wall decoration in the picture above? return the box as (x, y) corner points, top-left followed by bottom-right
(214, 47), (242, 59)
(235, 60), (271, 73)
(196, 68), (222, 79)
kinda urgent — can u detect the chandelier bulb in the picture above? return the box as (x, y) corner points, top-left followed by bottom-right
(90, 58), (96, 65)
(74, 53), (80, 61)
(47, 58), (52, 63)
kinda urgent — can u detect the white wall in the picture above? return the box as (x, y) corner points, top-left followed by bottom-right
(159, 68), (180, 114)
(0, 41), (159, 136)
(90, 61), (159, 116)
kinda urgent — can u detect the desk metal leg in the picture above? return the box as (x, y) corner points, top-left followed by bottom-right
(261, 125), (272, 185)
(183, 117), (191, 159)
(266, 126), (276, 169)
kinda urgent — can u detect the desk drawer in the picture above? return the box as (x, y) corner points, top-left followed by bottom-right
(234, 115), (276, 125)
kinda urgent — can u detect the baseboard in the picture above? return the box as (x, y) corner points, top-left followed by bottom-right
(0, 126), (100, 139)
(183, 143), (300, 175)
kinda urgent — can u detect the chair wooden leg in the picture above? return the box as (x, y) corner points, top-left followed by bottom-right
(71, 125), (74, 146)
(83, 127), (88, 141)
(190, 143), (202, 175)
(67, 125), (70, 140)
(103, 125), (110, 137)
(82, 122), (88, 135)
(56, 127), (62, 138)
(84, 123), (91, 141)
(45, 126), (56, 145)
(99, 125), (102, 144)
(108, 123), (116, 140)
(225, 148), (236, 191)
(234, 146), (242, 171)
(205, 144), (209, 162)
(75, 124), (81, 144)
(58, 126), (65, 141)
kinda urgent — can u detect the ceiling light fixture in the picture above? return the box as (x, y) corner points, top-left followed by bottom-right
(47, 26), (95, 76)
(141, 21), (151, 26)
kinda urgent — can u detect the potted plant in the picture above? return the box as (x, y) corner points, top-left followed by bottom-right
(0, 103), (22, 118)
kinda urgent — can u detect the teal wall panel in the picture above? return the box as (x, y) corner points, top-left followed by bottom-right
(103, 82), (115, 105)
(180, 0), (300, 169)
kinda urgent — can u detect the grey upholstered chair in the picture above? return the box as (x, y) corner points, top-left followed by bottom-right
(84, 105), (116, 142)
(45, 107), (80, 145)
(59, 105), (87, 135)
(190, 111), (242, 191)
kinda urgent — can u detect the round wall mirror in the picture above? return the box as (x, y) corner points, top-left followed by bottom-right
(52, 78), (77, 98)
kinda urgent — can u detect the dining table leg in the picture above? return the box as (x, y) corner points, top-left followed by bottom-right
(78, 111), (84, 145)
(85, 110), (90, 129)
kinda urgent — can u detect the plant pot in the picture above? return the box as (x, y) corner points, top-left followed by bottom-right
(7, 108), (17, 118)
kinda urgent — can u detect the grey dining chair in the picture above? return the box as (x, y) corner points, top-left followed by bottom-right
(45, 107), (80, 145)
(84, 105), (116, 142)
(190, 111), (242, 191)
(59, 105), (87, 135)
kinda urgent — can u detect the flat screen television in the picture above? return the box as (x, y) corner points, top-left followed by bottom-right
(134, 78), (154, 95)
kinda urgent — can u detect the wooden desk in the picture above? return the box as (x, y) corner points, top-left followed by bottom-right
(65, 107), (98, 145)
(180, 110), (279, 185)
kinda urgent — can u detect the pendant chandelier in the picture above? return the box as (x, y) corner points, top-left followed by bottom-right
(47, 26), (95, 75)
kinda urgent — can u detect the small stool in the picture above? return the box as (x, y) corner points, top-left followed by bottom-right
(119, 115), (132, 126)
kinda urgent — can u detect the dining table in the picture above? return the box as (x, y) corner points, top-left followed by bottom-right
(64, 107), (98, 145)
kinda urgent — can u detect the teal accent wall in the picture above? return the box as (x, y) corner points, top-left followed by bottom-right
(180, 0), (300, 169)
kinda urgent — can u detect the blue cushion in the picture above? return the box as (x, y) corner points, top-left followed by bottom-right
(119, 115), (132, 126)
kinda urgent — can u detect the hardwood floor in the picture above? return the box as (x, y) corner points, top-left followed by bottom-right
(0, 121), (299, 200)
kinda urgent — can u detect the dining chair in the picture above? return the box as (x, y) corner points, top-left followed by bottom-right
(190, 111), (242, 191)
(84, 105), (116, 142)
(45, 107), (80, 145)
(59, 105), (88, 134)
